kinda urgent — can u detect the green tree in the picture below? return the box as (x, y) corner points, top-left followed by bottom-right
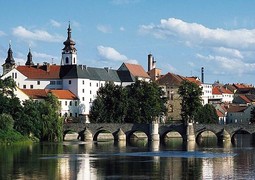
(0, 76), (16, 97)
(89, 82), (128, 123)
(40, 93), (63, 142)
(195, 104), (218, 124)
(178, 80), (202, 124)
(0, 113), (14, 131)
(125, 80), (167, 123)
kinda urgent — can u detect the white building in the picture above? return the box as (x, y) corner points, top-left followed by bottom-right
(1, 24), (150, 121)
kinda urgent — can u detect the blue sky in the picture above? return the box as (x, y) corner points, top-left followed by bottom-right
(1, 0), (255, 85)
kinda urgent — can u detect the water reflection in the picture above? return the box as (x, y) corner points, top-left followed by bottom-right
(1, 134), (255, 179)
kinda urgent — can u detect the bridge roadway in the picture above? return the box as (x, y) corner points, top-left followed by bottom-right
(63, 122), (255, 143)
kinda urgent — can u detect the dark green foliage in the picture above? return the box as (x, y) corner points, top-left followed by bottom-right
(178, 80), (202, 124)
(89, 80), (167, 123)
(89, 82), (128, 123)
(0, 113), (14, 131)
(195, 104), (218, 124)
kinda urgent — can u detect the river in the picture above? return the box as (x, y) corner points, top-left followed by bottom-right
(1, 134), (255, 179)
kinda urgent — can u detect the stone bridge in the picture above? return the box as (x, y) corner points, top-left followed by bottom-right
(63, 122), (255, 143)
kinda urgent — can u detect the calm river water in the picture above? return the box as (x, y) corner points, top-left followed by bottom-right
(1, 134), (255, 180)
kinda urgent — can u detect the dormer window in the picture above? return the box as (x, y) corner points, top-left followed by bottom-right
(66, 57), (69, 64)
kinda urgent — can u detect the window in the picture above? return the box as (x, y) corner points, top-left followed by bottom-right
(15, 73), (17, 79)
(82, 89), (85, 93)
(90, 82), (92, 86)
(65, 101), (67, 106)
(66, 57), (69, 64)
(73, 57), (76, 64)
(69, 101), (72, 106)
(50, 81), (55, 85)
(70, 113), (72, 117)
(75, 113), (78, 117)
(96, 83), (99, 87)
(90, 90), (92, 94)
(69, 80), (71, 84)
(23, 85), (26, 89)
(90, 98), (92, 102)
(82, 97), (85, 101)
(57, 81), (62, 85)
(30, 85), (33, 89)
(82, 80), (85, 85)
(37, 81), (40, 85)
(75, 101), (78, 106)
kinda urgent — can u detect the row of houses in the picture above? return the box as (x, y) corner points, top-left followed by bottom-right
(1, 24), (254, 124)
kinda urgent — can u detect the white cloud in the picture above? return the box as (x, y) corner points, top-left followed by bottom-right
(212, 47), (243, 59)
(0, 30), (6, 36)
(196, 53), (255, 76)
(12, 26), (64, 43)
(97, 45), (138, 64)
(139, 18), (255, 50)
(97, 24), (112, 33)
(50, 19), (61, 27)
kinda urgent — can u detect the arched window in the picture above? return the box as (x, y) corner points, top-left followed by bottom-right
(65, 57), (69, 64)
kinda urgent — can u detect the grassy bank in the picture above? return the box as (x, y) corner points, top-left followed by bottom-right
(0, 130), (34, 144)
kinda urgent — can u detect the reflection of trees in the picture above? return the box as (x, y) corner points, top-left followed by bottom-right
(0, 143), (63, 179)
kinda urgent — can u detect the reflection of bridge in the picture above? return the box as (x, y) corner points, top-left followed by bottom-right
(63, 123), (255, 143)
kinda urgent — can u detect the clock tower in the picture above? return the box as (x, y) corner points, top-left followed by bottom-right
(61, 23), (77, 66)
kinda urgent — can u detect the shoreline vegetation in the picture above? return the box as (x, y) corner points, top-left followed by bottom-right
(0, 129), (36, 145)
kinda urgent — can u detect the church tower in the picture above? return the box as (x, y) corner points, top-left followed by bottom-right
(2, 43), (16, 75)
(25, 48), (34, 66)
(61, 23), (77, 65)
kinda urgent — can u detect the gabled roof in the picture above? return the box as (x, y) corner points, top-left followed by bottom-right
(118, 63), (150, 79)
(21, 89), (78, 100)
(17, 65), (62, 79)
(156, 72), (184, 86)
(227, 105), (248, 113)
(185, 77), (201, 86)
(212, 87), (222, 95)
(216, 110), (224, 117)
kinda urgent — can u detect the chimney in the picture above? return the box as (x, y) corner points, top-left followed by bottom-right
(148, 53), (153, 71)
(37, 63), (40, 69)
(201, 67), (204, 83)
(46, 63), (50, 72)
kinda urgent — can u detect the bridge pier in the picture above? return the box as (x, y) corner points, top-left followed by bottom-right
(150, 122), (160, 141)
(218, 128), (231, 142)
(185, 123), (195, 141)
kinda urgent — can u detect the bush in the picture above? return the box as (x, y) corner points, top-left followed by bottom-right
(0, 113), (14, 131)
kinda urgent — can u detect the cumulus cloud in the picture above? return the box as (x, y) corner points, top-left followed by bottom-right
(50, 19), (61, 27)
(97, 24), (112, 33)
(139, 18), (255, 50)
(97, 45), (138, 64)
(12, 26), (64, 43)
(196, 53), (255, 76)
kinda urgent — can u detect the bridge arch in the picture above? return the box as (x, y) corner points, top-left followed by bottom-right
(195, 129), (218, 143)
(93, 129), (114, 141)
(161, 130), (184, 141)
(231, 129), (251, 144)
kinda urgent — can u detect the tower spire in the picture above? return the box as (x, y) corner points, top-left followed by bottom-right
(25, 48), (34, 66)
(61, 23), (77, 65)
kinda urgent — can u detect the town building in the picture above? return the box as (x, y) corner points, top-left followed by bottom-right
(1, 24), (149, 121)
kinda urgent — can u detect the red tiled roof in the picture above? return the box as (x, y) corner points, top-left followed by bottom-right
(21, 89), (78, 100)
(212, 87), (222, 95)
(220, 87), (233, 94)
(216, 110), (224, 117)
(50, 90), (78, 100)
(156, 72), (185, 86)
(123, 63), (150, 78)
(185, 77), (201, 86)
(239, 95), (252, 103)
(17, 65), (61, 79)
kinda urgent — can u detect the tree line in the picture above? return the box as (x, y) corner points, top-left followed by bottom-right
(0, 77), (63, 143)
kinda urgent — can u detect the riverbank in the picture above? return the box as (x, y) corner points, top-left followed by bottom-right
(0, 129), (34, 144)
